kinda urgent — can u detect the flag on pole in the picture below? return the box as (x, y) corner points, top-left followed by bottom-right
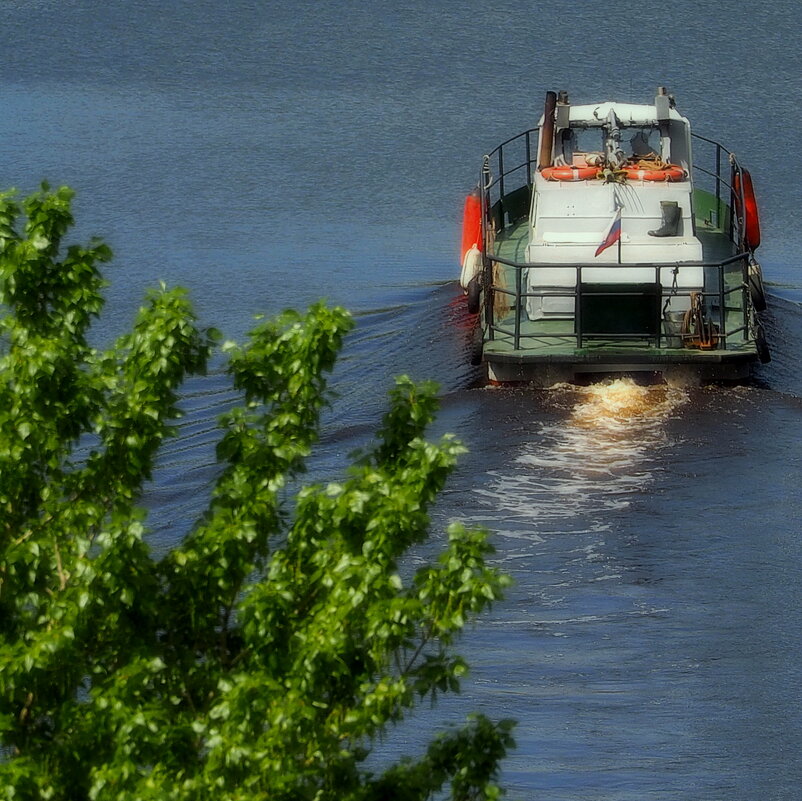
(594, 208), (622, 257)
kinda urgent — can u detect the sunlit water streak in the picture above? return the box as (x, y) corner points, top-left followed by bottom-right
(473, 379), (687, 537)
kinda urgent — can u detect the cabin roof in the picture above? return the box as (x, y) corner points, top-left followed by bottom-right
(540, 101), (688, 127)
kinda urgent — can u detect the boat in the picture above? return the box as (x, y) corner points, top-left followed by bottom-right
(459, 87), (770, 385)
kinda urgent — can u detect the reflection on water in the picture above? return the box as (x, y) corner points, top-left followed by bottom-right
(477, 379), (687, 535)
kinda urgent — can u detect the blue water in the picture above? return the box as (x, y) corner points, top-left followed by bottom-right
(3, 1), (802, 797)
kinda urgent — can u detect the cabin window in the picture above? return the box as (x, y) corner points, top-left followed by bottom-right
(623, 127), (662, 160)
(559, 127), (605, 166)
(557, 125), (666, 167)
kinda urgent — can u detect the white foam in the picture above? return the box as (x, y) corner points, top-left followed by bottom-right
(476, 379), (688, 531)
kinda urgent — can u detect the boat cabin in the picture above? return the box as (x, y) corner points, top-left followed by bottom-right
(527, 93), (703, 322)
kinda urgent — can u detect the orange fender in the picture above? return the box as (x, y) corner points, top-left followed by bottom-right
(733, 169), (761, 250)
(461, 189), (483, 263)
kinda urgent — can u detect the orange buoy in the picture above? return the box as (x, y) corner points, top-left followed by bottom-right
(624, 164), (686, 182)
(733, 169), (761, 250)
(461, 188), (483, 263)
(541, 165), (599, 182)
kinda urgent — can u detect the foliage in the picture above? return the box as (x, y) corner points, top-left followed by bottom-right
(0, 185), (514, 800)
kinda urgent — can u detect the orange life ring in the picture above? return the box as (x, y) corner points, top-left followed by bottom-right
(541, 165), (599, 182)
(624, 164), (686, 182)
(733, 169), (761, 250)
(460, 188), (483, 263)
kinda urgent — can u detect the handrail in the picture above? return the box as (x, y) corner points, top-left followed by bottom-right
(484, 128), (539, 160)
(691, 131), (735, 155)
(481, 128), (743, 208)
(488, 251), (751, 269)
(482, 251), (751, 353)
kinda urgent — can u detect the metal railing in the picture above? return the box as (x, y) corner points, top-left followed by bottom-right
(483, 253), (751, 352)
(478, 129), (750, 249)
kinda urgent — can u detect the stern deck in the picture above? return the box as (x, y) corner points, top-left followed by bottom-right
(482, 210), (758, 384)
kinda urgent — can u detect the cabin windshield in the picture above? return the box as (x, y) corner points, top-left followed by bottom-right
(558, 124), (664, 167)
(622, 126), (662, 160)
(558, 126), (604, 166)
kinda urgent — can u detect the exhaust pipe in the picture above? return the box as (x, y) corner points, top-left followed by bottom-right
(538, 91), (557, 169)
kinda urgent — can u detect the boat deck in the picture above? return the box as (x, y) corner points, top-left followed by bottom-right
(483, 216), (757, 382)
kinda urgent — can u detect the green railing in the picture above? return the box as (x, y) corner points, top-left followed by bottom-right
(483, 254), (751, 352)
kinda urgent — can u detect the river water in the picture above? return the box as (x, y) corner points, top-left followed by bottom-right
(3, 1), (802, 797)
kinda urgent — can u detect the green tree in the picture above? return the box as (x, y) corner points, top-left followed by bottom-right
(0, 185), (514, 800)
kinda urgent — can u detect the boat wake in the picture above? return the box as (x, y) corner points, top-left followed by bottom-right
(475, 379), (687, 538)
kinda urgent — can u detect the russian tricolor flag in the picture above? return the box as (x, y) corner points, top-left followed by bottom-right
(594, 209), (622, 257)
